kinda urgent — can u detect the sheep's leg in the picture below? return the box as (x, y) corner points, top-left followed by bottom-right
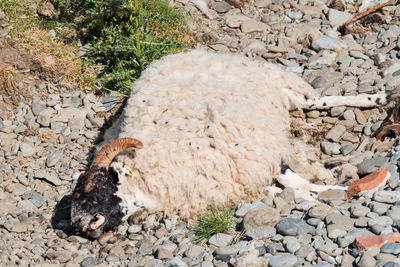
(276, 169), (347, 201)
(304, 91), (394, 110)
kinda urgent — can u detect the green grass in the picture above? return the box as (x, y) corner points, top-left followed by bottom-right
(50, 0), (191, 94)
(191, 207), (237, 242)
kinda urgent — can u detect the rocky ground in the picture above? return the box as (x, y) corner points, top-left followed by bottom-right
(1, 0), (400, 266)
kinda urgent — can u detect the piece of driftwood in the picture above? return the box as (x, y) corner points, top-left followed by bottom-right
(339, 0), (398, 33)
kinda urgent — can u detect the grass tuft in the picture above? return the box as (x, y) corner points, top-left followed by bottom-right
(50, 0), (193, 94)
(191, 207), (237, 242)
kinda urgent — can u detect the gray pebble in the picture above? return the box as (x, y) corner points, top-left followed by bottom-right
(46, 151), (61, 167)
(246, 226), (276, 240)
(311, 36), (347, 51)
(81, 256), (96, 267)
(381, 243), (400, 255)
(214, 1), (231, 13)
(325, 125), (346, 142)
(343, 110), (355, 121)
(330, 106), (346, 117)
(269, 255), (298, 267)
(321, 142), (341, 155)
(373, 191), (400, 203)
(276, 217), (314, 236)
(358, 157), (389, 175)
(208, 233), (233, 247)
(23, 191), (44, 208)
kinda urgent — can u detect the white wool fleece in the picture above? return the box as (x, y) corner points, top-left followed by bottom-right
(104, 49), (329, 218)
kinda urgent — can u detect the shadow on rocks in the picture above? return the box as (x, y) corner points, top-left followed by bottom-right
(51, 194), (74, 236)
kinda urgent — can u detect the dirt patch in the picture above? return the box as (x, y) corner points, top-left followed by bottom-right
(0, 45), (68, 105)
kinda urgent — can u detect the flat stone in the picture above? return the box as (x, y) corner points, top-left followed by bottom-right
(208, 233), (234, 247)
(318, 189), (346, 203)
(330, 106), (346, 116)
(34, 170), (62, 186)
(386, 206), (400, 221)
(246, 226), (276, 240)
(214, 1), (231, 13)
(46, 151), (61, 167)
(380, 243), (400, 254)
(283, 236), (301, 253)
(308, 204), (339, 220)
(327, 224), (347, 238)
(358, 157), (389, 175)
(358, 253), (376, 267)
(214, 246), (240, 255)
(37, 108), (54, 127)
(368, 216), (393, 227)
(311, 36), (347, 51)
(354, 109), (367, 124)
(325, 125), (346, 142)
(4, 221), (28, 233)
(185, 245), (205, 258)
(370, 202), (391, 215)
(350, 204), (370, 218)
(19, 142), (37, 157)
(243, 206), (280, 229)
(321, 141), (341, 155)
(276, 217), (314, 236)
(225, 15), (250, 28)
(327, 9), (353, 26)
(235, 201), (266, 217)
(382, 61), (400, 77)
(46, 250), (73, 263)
(240, 20), (267, 34)
(22, 190), (44, 208)
(156, 246), (174, 261)
(373, 191), (400, 203)
(128, 224), (141, 234)
(326, 213), (354, 230)
(269, 255), (298, 267)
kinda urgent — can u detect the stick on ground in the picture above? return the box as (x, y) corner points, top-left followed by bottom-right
(341, 0), (398, 28)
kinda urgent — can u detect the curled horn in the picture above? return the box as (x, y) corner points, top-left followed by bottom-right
(91, 138), (143, 168)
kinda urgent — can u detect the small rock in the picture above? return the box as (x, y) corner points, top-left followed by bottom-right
(185, 245), (205, 258)
(208, 233), (234, 247)
(4, 221), (28, 233)
(19, 142), (37, 157)
(380, 243), (400, 254)
(327, 9), (353, 26)
(325, 125), (346, 142)
(240, 20), (267, 34)
(46, 250), (72, 263)
(358, 157), (389, 175)
(246, 226), (276, 240)
(318, 189), (346, 203)
(156, 246), (174, 261)
(243, 206), (280, 229)
(321, 141), (341, 155)
(269, 255), (298, 267)
(276, 217), (314, 236)
(311, 36), (347, 51)
(358, 252), (376, 267)
(22, 191), (44, 208)
(373, 191), (400, 203)
(225, 15), (250, 28)
(214, 1), (231, 13)
(46, 151), (61, 167)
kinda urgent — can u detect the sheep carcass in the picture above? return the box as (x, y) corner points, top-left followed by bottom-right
(70, 49), (390, 238)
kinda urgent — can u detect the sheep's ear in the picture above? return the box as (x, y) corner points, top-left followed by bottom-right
(109, 162), (128, 184)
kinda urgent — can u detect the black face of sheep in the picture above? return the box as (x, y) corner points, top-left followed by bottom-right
(70, 138), (143, 239)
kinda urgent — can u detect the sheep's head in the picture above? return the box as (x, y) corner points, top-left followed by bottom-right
(70, 138), (143, 239)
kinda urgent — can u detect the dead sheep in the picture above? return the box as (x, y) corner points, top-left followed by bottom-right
(70, 49), (391, 238)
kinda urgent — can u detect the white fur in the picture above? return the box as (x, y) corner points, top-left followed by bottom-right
(103, 49), (388, 218)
